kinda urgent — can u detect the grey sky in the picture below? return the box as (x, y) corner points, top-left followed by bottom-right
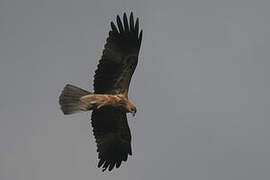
(1, 0), (270, 179)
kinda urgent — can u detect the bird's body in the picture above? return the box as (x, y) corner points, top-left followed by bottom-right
(80, 93), (136, 115)
(59, 12), (142, 171)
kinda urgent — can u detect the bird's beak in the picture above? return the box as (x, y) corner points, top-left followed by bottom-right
(132, 110), (136, 117)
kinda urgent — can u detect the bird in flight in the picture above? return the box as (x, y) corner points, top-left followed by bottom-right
(59, 12), (143, 171)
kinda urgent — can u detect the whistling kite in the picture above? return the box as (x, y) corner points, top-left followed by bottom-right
(59, 12), (142, 171)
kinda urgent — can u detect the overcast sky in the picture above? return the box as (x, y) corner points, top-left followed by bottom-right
(1, 0), (270, 179)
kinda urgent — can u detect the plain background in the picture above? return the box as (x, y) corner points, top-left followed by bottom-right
(1, 0), (270, 179)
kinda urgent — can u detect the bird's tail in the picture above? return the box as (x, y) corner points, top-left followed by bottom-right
(59, 84), (92, 115)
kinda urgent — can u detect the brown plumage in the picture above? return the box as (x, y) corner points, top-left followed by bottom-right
(59, 12), (142, 171)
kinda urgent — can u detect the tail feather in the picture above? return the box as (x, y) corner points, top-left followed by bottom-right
(59, 84), (92, 115)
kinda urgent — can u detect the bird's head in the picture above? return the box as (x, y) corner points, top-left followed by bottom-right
(130, 106), (137, 117)
(127, 103), (137, 117)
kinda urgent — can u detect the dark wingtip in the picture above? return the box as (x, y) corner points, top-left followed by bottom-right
(116, 160), (122, 168)
(108, 162), (116, 171)
(116, 15), (124, 33)
(129, 146), (132, 155)
(102, 161), (110, 171)
(139, 30), (143, 45)
(98, 158), (105, 168)
(123, 13), (129, 32)
(129, 12), (135, 31)
(134, 18), (139, 35)
(110, 21), (118, 33)
(111, 12), (142, 38)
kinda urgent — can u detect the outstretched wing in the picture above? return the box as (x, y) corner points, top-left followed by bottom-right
(91, 107), (132, 171)
(94, 12), (143, 95)
(91, 12), (142, 171)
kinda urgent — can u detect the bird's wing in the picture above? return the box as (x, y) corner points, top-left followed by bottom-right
(94, 12), (143, 96)
(91, 107), (132, 171)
